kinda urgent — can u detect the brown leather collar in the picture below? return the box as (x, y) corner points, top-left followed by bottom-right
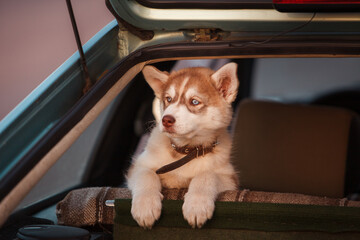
(156, 140), (219, 174)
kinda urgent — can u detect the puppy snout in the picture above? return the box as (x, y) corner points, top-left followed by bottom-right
(162, 115), (176, 128)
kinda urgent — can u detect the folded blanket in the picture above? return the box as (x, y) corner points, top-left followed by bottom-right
(56, 187), (360, 227)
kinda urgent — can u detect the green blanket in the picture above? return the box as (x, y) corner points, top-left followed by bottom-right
(114, 199), (360, 240)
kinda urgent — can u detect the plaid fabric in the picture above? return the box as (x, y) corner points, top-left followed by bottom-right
(57, 187), (131, 226)
(57, 187), (360, 227)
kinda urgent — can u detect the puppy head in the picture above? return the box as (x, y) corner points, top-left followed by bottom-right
(142, 62), (239, 140)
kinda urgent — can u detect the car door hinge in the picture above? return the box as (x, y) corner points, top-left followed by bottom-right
(193, 29), (222, 42)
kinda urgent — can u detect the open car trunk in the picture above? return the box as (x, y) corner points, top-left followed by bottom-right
(1, 0), (360, 239)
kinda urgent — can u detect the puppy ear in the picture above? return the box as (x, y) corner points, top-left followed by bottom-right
(142, 65), (169, 98)
(211, 62), (239, 103)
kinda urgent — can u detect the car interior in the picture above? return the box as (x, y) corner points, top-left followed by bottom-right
(2, 56), (360, 239)
(2, 0), (360, 238)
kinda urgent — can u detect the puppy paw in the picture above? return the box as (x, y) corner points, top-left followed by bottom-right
(131, 192), (163, 229)
(182, 193), (215, 228)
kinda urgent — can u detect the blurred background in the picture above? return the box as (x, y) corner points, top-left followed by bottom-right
(0, 0), (114, 120)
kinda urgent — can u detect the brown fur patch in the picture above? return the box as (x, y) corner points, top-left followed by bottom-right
(161, 67), (224, 112)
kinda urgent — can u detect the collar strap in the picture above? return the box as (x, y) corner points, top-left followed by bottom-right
(156, 140), (219, 175)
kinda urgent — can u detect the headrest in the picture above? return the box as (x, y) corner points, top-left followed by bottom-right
(231, 100), (358, 198)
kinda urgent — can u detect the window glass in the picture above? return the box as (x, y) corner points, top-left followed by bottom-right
(17, 101), (116, 209)
(252, 58), (360, 102)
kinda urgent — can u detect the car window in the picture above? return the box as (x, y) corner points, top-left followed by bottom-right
(17, 99), (117, 209)
(15, 57), (360, 209)
(252, 58), (360, 102)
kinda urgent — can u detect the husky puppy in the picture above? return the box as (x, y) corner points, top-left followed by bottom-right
(127, 62), (239, 229)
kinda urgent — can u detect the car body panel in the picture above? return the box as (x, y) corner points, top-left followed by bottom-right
(110, 0), (360, 32)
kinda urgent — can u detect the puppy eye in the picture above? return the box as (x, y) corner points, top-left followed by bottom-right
(166, 97), (172, 103)
(191, 99), (200, 105)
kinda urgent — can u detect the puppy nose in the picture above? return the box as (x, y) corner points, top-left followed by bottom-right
(162, 115), (176, 128)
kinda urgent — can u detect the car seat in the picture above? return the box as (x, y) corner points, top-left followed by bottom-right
(231, 99), (360, 198)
